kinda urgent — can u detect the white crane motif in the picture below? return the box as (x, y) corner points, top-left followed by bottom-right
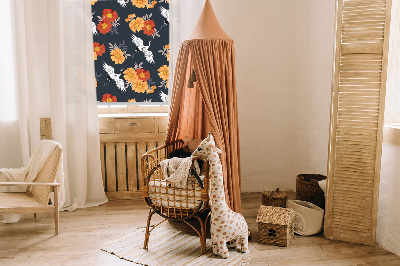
(131, 34), (155, 64)
(92, 13), (98, 35)
(117, 0), (127, 7)
(159, 6), (169, 24)
(159, 91), (168, 102)
(102, 62), (126, 92)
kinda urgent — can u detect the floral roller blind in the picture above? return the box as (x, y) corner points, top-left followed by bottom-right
(91, 0), (169, 103)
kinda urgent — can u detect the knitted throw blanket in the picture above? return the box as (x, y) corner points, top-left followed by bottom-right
(159, 157), (199, 188)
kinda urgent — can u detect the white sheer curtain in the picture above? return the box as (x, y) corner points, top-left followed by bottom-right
(0, 0), (107, 211)
(168, 0), (204, 102)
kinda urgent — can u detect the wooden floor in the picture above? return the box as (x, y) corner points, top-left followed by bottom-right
(1, 193), (399, 266)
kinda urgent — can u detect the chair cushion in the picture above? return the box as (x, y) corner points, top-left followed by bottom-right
(0, 192), (42, 207)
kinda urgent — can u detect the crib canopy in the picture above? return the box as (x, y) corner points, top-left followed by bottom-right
(166, 0), (242, 212)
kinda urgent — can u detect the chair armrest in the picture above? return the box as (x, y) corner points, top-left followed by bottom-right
(0, 182), (61, 187)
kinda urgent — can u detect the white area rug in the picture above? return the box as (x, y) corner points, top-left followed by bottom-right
(102, 226), (250, 265)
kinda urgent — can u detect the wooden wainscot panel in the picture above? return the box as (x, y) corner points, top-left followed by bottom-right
(383, 126), (400, 146)
(99, 115), (167, 201)
(99, 117), (114, 134)
(40, 118), (53, 140)
(100, 133), (165, 143)
(114, 118), (155, 134)
(105, 191), (143, 201)
(157, 117), (168, 133)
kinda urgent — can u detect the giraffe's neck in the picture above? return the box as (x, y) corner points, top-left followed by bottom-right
(208, 153), (227, 208)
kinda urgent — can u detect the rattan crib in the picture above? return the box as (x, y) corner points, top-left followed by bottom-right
(141, 140), (210, 254)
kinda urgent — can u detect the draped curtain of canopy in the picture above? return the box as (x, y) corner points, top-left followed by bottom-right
(166, 2), (242, 211)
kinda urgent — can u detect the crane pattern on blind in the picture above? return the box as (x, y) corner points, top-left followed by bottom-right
(92, 0), (169, 103)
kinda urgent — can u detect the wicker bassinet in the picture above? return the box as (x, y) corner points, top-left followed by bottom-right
(141, 140), (210, 254)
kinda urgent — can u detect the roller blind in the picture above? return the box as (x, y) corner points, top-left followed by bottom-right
(325, 0), (392, 245)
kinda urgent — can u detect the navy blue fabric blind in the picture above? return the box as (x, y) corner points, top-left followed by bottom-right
(92, 0), (169, 103)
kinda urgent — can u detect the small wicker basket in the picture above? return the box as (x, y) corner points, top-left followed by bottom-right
(296, 174), (326, 209)
(262, 188), (287, 208)
(256, 205), (296, 247)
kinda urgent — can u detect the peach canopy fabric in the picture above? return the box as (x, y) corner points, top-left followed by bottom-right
(166, 39), (242, 213)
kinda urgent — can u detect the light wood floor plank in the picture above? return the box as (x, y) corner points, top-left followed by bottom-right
(0, 192), (398, 266)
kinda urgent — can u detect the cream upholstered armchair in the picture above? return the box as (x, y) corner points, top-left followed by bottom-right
(0, 145), (62, 234)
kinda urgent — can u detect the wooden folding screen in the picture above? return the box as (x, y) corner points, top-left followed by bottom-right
(325, 0), (392, 245)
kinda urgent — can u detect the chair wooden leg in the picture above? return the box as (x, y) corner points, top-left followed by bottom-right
(34, 213), (37, 218)
(144, 209), (155, 249)
(194, 214), (209, 255)
(199, 218), (206, 255)
(54, 186), (59, 235)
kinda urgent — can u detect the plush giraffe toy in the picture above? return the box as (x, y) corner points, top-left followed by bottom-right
(192, 133), (248, 258)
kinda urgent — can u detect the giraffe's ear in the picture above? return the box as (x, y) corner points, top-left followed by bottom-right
(210, 144), (222, 154)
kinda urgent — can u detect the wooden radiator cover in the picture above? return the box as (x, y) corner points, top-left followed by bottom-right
(325, 0), (392, 245)
(99, 116), (168, 200)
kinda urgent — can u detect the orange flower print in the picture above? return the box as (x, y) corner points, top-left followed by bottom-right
(91, 0), (97, 5)
(143, 20), (156, 36)
(125, 13), (136, 22)
(128, 99), (136, 102)
(102, 93), (117, 102)
(102, 9), (118, 23)
(157, 65), (169, 81)
(129, 17), (144, 33)
(97, 21), (111, 34)
(110, 48), (125, 64)
(132, 80), (148, 93)
(147, 85), (157, 94)
(95, 79), (97, 87)
(146, 1), (157, 8)
(93, 42), (105, 60)
(132, 0), (148, 8)
(123, 68), (138, 83)
(136, 69), (150, 81)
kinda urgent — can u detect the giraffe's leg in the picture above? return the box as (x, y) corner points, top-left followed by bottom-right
(212, 241), (218, 255)
(238, 235), (249, 253)
(217, 241), (229, 259)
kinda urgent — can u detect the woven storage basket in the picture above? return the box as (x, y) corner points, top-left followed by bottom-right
(296, 174), (326, 210)
(256, 205), (296, 247)
(262, 188), (287, 208)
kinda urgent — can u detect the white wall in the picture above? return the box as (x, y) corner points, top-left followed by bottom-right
(377, 142), (400, 256)
(294, 1), (335, 178)
(211, 0), (335, 192)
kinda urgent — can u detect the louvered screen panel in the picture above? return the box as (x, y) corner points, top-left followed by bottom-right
(325, 0), (391, 245)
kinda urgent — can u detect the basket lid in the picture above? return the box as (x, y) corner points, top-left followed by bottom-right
(256, 205), (296, 225)
(262, 188), (287, 199)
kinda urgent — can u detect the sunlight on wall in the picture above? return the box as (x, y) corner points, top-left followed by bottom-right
(0, 0), (18, 122)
